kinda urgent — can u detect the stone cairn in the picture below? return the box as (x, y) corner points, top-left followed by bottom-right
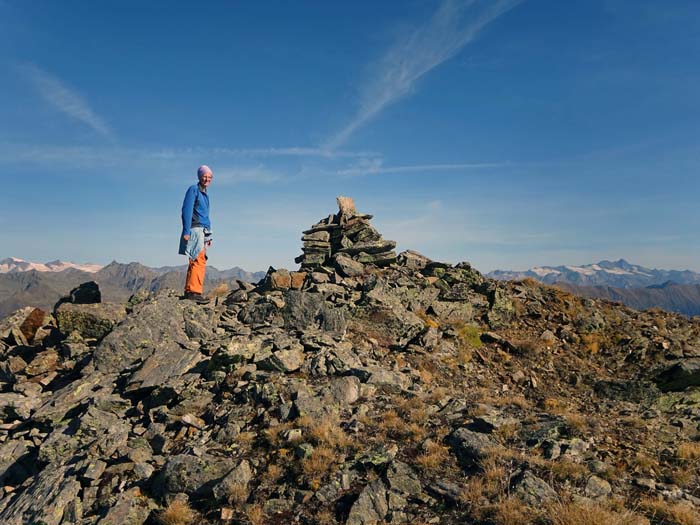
(295, 196), (397, 274)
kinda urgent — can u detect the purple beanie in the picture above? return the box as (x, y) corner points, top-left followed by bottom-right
(197, 165), (212, 177)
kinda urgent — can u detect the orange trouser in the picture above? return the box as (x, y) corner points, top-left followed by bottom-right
(185, 249), (207, 294)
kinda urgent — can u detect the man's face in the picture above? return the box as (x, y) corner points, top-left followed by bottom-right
(199, 172), (213, 188)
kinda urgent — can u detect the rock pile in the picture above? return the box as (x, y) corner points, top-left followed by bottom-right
(0, 199), (698, 525)
(296, 196), (397, 273)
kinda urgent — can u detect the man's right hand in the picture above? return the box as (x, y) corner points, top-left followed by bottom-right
(183, 234), (190, 241)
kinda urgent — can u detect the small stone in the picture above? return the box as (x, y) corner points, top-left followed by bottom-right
(181, 414), (205, 429)
(585, 475), (612, 499)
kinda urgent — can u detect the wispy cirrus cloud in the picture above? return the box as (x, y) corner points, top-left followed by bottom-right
(336, 158), (513, 176)
(325, 0), (522, 149)
(19, 63), (114, 139)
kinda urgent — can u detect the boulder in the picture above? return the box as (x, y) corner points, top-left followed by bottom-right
(55, 302), (125, 340)
(447, 428), (495, 470)
(156, 454), (235, 499)
(347, 479), (389, 525)
(656, 359), (700, 391)
(510, 470), (557, 505)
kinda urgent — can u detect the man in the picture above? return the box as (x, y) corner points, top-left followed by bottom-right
(179, 165), (213, 304)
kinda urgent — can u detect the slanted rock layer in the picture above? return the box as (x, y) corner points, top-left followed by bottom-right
(0, 199), (698, 525)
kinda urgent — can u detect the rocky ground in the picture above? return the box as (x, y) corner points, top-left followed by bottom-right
(0, 199), (699, 525)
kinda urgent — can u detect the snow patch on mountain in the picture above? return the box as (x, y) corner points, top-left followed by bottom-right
(0, 257), (103, 274)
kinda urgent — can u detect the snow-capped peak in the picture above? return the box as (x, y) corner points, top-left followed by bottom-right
(0, 257), (103, 274)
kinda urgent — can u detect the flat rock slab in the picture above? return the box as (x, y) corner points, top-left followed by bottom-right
(94, 292), (190, 373)
(346, 479), (389, 525)
(126, 341), (204, 392)
(31, 372), (110, 425)
(96, 487), (156, 525)
(0, 465), (81, 525)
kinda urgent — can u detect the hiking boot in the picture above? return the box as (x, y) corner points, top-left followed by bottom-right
(182, 291), (211, 304)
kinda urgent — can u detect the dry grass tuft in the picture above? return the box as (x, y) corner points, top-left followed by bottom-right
(298, 415), (353, 450)
(580, 333), (601, 353)
(245, 504), (265, 525)
(677, 441), (700, 460)
(226, 481), (249, 506)
(549, 459), (589, 482)
(158, 499), (198, 525)
(262, 462), (284, 484)
(302, 445), (340, 488)
(209, 282), (229, 298)
(482, 497), (536, 525)
(414, 441), (450, 473)
(631, 452), (659, 474)
(547, 501), (650, 525)
(376, 409), (426, 443)
(458, 477), (486, 510)
(639, 498), (700, 525)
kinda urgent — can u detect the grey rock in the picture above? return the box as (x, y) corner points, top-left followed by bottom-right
(213, 459), (254, 502)
(510, 470), (557, 505)
(0, 439), (32, 486)
(94, 292), (191, 373)
(396, 250), (432, 271)
(585, 475), (612, 499)
(0, 465), (81, 525)
(39, 403), (130, 465)
(656, 359), (700, 391)
(257, 346), (304, 373)
(447, 427), (495, 470)
(283, 290), (347, 334)
(0, 392), (41, 420)
(333, 253), (366, 277)
(157, 454), (235, 498)
(347, 479), (389, 525)
(385, 461), (422, 498)
(125, 341), (204, 392)
(55, 301), (125, 341)
(96, 487), (155, 525)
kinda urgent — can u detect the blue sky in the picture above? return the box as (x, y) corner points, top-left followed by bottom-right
(1, 0), (699, 272)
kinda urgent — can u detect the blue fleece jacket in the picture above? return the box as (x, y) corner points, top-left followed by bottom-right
(181, 184), (210, 236)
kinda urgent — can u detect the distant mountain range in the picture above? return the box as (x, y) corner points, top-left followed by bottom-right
(0, 258), (265, 318)
(488, 259), (700, 317)
(488, 259), (700, 288)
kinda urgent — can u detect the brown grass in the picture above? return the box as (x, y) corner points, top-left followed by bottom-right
(158, 499), (198, 525)
(542, 397), (568, 414)
(482, 497), (537, 525)
(315, 508), (337, 525)
(301, 445), (340, 488)
(549, 459), (589, 482)
(413, 441), (450, 473)
(565, 412), (590, 433)
(458, 477), (486, 509)
(677, 441), (700, 460)
(416, 311), (440, 329)
(226, 481), (249, 506)
(261, 463), (284, 484)
(245, 504), (265, 525)
(639, 498), (700, 525)
(580, 333), (601, 353)
(376, 409), (425, 443)
(298, 415), (353, 449)
(547, 501), (650, 525)
(209, 282), (229, 298)
(631, 453), (659, 474)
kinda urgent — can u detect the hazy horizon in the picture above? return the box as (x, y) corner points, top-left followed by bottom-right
(2, 0), (699, 273)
